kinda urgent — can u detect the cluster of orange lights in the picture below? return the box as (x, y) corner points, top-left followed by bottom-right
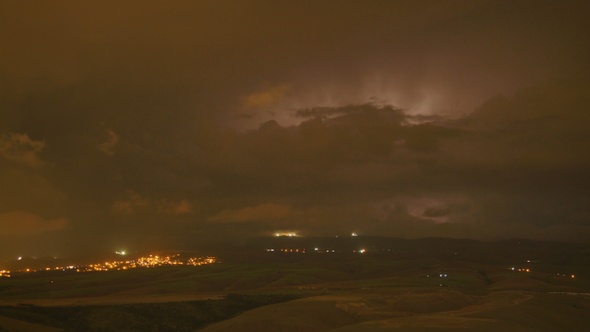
(187, 256), (217, 266)
(510, 267), (576, 279)
(1, 255), (219, 276)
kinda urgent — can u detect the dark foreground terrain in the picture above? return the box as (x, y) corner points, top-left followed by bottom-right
(1, 237), (589, 331)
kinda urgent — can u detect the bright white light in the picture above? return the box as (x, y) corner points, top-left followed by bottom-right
(17, 256), (22, 261)
(351, 232), (358, 237)
(274, 232), (297, 237)
(115, 251), (126, 256)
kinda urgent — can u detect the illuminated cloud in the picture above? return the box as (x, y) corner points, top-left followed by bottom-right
(386, 195), (468, 224)
(112, 191), (193, 215)
(210, 203), (292, 223)
(0, 211), (67, 235)
(111, 191), (149, 214)
(241, 84), (291, 109)
(97, 129), (119, 156)
(0, 133), (46, 168)
(160, 199), (193, 215)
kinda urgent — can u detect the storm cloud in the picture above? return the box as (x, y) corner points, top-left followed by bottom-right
(1, 1), (589, 260)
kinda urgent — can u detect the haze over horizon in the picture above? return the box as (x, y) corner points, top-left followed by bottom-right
(1, 1), (589, 261)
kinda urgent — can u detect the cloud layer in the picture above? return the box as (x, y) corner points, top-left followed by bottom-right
(1, 1), (589, 259)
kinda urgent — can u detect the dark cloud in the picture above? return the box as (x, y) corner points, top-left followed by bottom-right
(0, 1), (589, 260)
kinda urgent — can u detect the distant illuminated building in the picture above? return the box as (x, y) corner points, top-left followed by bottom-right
(274, 232), (298, 237)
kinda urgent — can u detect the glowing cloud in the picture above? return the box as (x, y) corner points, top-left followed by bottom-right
(161, 199), (193, 215)
(241, 84), (291, 109)
(112, 191), (193, 215)
(0, 133), (46, 168)
(97, 129), (119, 156)
(0, 211), (67, 235)
(210, 203), (292, 223)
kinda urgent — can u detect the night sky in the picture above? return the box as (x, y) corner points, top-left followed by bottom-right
(1, 1), (589, 260)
